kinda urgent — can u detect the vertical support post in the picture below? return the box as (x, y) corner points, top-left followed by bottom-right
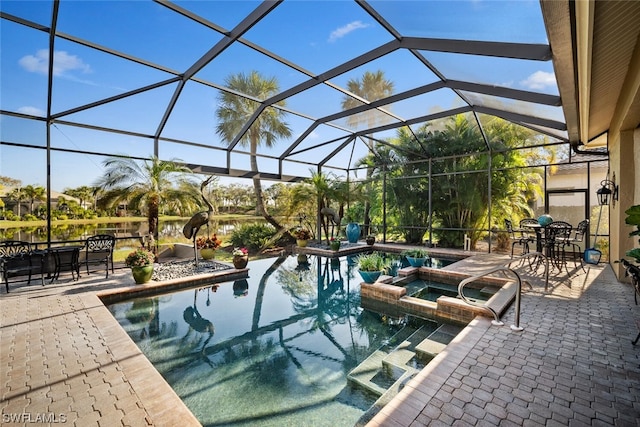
(382, 164), (387, 244)
(510, 269), (524, 331)
(428, 159), (433, 246)
(487, 153), (492, 253)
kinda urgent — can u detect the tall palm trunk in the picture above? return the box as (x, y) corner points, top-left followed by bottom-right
(250, 137), (283, 231)
(148, 194), (159, 253)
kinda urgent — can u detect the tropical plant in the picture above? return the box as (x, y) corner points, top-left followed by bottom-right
(93, 155), (194, 245)
(293, 227), (312, 240)
(623, 205), (640, 263)
(7, 187), (28, 217)
(125, 247), (155, 267)
(216, 71), (292, 231)
(23, 185), (46, 215)
(376, 115), (540, 248)
(356, 252), (390, 272)
(230, 222), (277, 252)
(196, 234), (222, 250)
(342, 70), (395, 236)
(64, 185), (98, 210)
(402, 248), (428, 258)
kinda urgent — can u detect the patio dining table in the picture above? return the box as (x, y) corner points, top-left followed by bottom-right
(525, 223), (545, 253)
(47, 245), (84, 282)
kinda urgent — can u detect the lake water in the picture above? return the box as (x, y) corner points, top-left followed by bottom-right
(0, 218), (259, 244)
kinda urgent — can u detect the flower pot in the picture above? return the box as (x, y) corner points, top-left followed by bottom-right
(330, 241), (341, 251)
(358, 270), (381, 284)
(297, 239), (308, 247)
(406, 256), (426, 267)
(346, 222), (361, 243)
(131, 265), (153, 284)
(366, 236), (375, 245)
(233, 255), (248, 269)
(200, 248), (216, 260)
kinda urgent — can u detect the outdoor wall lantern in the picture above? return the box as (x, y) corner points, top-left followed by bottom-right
(597, 175), (618, 206)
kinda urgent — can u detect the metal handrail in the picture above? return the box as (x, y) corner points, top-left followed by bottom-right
(457, 252), (541, 331)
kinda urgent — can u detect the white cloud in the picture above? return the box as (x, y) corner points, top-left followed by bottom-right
(17, 106), (45, 117)
(328, 21), (369, 43)
(19, 49), (92, 76)
(520, 71), (556, 90)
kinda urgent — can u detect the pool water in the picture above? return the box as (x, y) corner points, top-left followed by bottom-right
(412, 281), (491, 303)
(107, 254), (458, 427)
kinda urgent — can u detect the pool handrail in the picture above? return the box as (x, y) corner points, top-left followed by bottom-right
(457, 252), (543, 331)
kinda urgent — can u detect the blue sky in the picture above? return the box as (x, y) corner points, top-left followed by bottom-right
(0, 0), (562, 192)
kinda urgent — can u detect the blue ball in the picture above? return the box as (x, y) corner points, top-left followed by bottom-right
(538, 214), (553, 226)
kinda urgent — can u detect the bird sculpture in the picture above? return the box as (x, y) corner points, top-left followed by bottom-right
(183, 176), (215, 264)
(320, 206), (340, 242)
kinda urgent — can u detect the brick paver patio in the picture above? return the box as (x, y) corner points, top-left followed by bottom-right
(1, 253), (639, 426)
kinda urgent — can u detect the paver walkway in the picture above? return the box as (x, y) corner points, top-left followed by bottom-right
(366, 256), (640, 426)
(1, 253), (639, 426)
(1, 270), (202, 427)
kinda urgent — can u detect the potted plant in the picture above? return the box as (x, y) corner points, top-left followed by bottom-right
(402, 248), (429, 267)
(623, 205), (640, 263)
(293, 227), (312, 247)
(329, 237), (341, 251)
(196, 234), (221, 260)
(125, 247), (156, 284)
(232, 247), (249, 269)
(356, 252), (390, 283)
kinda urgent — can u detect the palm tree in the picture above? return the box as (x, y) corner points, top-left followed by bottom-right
(7, 187), (28, 217)
(93, 156), (194, 247)
(341, 70), (395, 235)
(64, 185), (97, 210)
(215, 71), (292, 231)
(23, 185), (46, 216)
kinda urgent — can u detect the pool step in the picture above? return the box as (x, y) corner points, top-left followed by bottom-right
(416, 323), (464, 359)
(353, 323), (465, 427)
(347, 324), (436, 397)
(347, 350), (389, 396)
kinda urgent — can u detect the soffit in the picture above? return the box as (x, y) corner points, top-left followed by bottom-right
(543, 0), (640, 149)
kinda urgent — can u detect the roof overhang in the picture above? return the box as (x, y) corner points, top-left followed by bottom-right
(541, 0), (640, 151)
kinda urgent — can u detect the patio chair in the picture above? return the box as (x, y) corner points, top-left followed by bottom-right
(566, 219), (589, 271)
(83, 235), (116, 278)
(544, 221), (574, 274)
(505, 219), (531, 258)
(0, 241), (46, 293)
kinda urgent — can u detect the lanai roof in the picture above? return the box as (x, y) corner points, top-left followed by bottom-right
(2, 1), (638, 183)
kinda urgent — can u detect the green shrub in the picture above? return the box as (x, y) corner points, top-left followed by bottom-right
(402, 248), (428, 258)
(356, 252), (390, 272)
(230, 222), (277, 251)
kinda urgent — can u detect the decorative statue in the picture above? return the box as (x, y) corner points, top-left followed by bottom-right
(183, 176), (215, 264)
(320, 206), (340, 242)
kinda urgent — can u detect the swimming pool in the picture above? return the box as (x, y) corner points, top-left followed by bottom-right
(107, 254), (461, 427)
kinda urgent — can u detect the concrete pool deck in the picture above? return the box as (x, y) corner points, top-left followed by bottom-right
(1, 251), (639, 426)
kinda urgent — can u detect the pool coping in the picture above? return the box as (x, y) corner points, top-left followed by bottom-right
(96, 252), (494, 427)
(0, 250), (502, 427)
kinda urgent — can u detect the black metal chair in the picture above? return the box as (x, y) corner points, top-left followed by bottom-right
(566, 219), (589, 272)
(0, 241), (46, 293)
(83, 235), (116, 278)
(505, 219), (533, 258)
(544, 221), (574, 274)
